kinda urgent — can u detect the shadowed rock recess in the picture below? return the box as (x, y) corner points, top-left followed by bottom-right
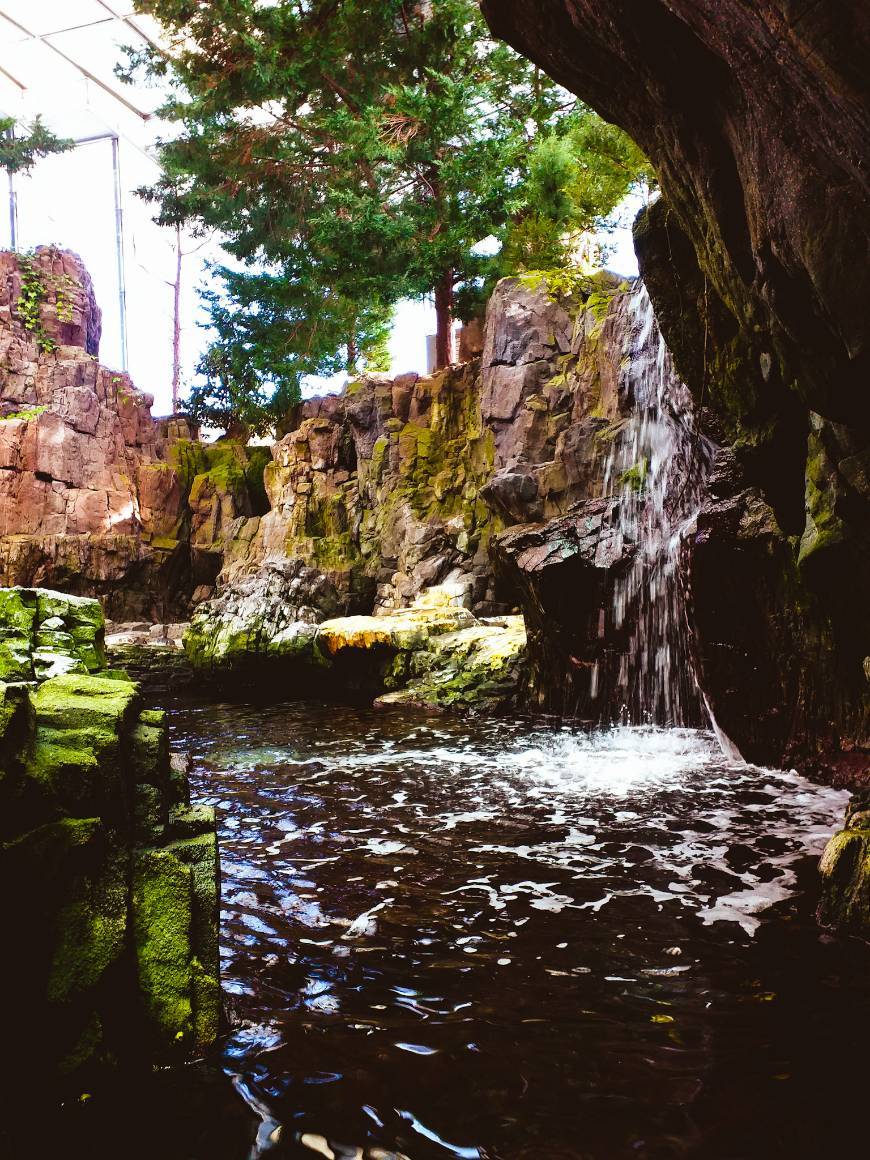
(0, 587), (219, 1086)
(482, 0), (869, 781)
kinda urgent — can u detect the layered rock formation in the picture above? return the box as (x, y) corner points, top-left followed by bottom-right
(481, 0), (870, 777)
(0, 586), (219, 1086)
(183, 272), (671, 718)
(0, 247), (268, 619)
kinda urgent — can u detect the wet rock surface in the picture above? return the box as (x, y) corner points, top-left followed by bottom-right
(0, 586), (220, 1088)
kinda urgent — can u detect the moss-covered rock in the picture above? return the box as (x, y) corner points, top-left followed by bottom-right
(0, 585), (220, 1090)
(818, 803), (870, 937)
(185, 582), (526, 711)
(0, 587), (108, 683)
(378, 615), (527, 711)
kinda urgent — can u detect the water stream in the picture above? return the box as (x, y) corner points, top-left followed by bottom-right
(600, 283), (713, 728)
(39, 694), (870, 1160)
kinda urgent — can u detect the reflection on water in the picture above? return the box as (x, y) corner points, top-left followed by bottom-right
(27, 697), (870, 1160)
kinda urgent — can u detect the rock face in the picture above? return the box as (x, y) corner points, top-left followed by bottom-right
(482, 0), (869, 776)
(184, 272), (655, 714)
(0, 247), (268, 619)
(0, 586), (219, 1087)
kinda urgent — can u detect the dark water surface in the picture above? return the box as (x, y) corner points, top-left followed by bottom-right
(27, 695), (870, 1159)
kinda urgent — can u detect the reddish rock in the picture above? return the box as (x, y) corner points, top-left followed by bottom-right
(0, 249), (261, 618)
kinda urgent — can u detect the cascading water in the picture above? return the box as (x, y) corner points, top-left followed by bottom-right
(598, 281), (713, 727)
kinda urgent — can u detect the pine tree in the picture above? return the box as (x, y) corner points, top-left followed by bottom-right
(125, 2), (569, 386)
(126, 2), (650, 429)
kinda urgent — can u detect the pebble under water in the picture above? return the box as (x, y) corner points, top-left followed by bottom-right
(33, 695), (870, 1159)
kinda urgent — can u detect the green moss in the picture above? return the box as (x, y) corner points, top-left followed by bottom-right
(0, 404), (48, 422)
(0, 636), (33, 682)
(130, 719), (169, 786)
(167, 438), (208, 486)
(0, 587), (37, 632)
(131, 847), (195, 1047)
(191, 958), (221, 1047)
(36, 591), (104, 631)
(48, 844), (128, 1003)
(32, 673), (139, 733)
(818, 825), (870, 933)
(619, 458), (649, 493)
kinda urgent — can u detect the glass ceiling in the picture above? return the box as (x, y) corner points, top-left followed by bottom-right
(0, 2), (218, 412)
(0, 2), (168, 140)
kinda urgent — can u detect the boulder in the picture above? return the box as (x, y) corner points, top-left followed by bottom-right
(818, 793), (870, 937)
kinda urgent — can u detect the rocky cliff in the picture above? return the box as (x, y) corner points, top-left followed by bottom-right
(0, 586), (219, 1088)
(481, 0), (870, 777)
(183, 272), (679, 715)
(0, 247), (268, 619)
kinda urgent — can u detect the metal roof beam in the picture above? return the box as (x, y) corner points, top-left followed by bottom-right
(0, 7), (152, 121)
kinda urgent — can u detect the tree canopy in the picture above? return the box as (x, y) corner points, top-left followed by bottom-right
(126, 1), (652, 434)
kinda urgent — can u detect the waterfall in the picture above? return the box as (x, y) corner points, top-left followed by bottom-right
(599, 282), (713, 727)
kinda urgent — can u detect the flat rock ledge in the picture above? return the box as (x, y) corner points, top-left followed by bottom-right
(185, 582), (527, 713)
(0, 586), (220, 1088)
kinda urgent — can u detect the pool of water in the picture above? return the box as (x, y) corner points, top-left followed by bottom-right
(27, 695), (870, 1159)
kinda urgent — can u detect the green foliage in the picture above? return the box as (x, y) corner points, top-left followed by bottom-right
(126, 1), (652, 424)
(185, 342), (272, 438)
(499, 110), (655, 279)
(13, 248), (80, 354)
(361, 323), (393, 374)
(0, 115), (73, 176)
(0, 404), (47, 423)
(124, 0), (576, 403)
(15, 252), (55, 353)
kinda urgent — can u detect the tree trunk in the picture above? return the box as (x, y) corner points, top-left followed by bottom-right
(434, 270), (454, 369)
(347, 330), (358, 373)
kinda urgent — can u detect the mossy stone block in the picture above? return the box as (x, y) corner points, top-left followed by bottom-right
(48, 844), (128, 1004)
(168, 831), (220, 979)
(0, 587), (37, 635)
(0, 636), (32, 682)
(130, 719), (169, 786)
(36, 590), (104, 631)
(131, 847), (195, 1047)
(32, 673), (140, 734)
(134, 782), (166, 841)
